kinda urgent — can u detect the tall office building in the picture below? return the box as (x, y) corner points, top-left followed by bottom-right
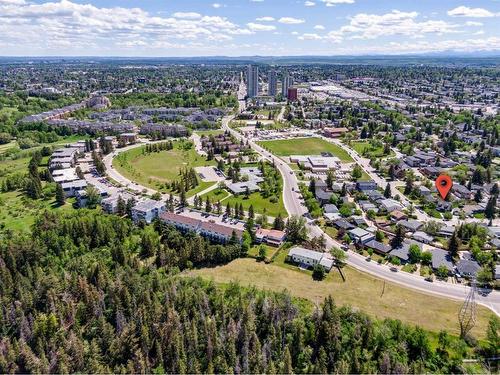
(247, 65), (259, 98)
(268, 69), (277, 97)
(281, 73), (292, 97)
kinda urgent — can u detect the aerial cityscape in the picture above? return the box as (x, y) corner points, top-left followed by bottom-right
(0, 0), (499, 373)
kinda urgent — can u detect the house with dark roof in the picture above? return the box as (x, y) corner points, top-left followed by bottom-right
(399, 220), (423, 232)
(456, 259), (481, 279)
(429, 248), (454, 274)
(364, 240), (392, 255)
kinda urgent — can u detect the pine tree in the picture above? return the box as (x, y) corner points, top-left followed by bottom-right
(448, 230), (460, 258)
(384, 184), (391, 198)
(485, 195), (497, 225)
(248, 205), (254, 219)
(56, 183), (65, 206)
(390, 225), (405, 248)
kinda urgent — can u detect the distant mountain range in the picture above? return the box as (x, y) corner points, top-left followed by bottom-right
(0, 53), (499, 67)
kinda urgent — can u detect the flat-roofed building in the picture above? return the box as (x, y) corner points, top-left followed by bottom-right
(287, 246), (334, 271)
(131, 199), (166, 223)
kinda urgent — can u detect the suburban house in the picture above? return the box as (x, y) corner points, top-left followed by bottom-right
(413, 231), (434, 244)
(399, 220), (423, 232)
(255, 228), (286, 247)
(364, 240), (392, 255)
(379, 199), (403, 213)
(429, 248), (454, 274)
(131, 199), (166, 223)
(287, 247), (334, 271)
(456, 259), (481, 279)
(348, 227), (375, 244)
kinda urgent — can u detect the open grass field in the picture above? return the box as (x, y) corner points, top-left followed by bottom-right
(351, 141), (394, 158)
(201, 186), (286, 217)
(194, 129), (224, 137)
(113, 141), (216, 197)
(257, 137), (354, 162)
(0, 190), (77, 232)
(188, 257), (493, 338)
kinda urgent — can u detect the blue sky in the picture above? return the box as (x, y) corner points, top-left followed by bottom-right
(0, 0), (499, 56)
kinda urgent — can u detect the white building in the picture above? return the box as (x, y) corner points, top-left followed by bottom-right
(131, 199), (166, 223)
(287, 247), (334, 271)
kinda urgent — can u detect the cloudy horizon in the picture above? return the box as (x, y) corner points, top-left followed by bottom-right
(0, 0), (499, 56)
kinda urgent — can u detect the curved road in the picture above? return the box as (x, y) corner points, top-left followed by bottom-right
(222, 113), (500, 316)
(100, 95), (500, 316)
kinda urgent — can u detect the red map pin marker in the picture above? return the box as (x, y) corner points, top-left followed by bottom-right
(435, 174), (453, 200)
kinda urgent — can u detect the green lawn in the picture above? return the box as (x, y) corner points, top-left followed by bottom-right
(194, 129), (224, 137)
(257, 137), (353, 162)
(113, 141), (216, 196)
(0, 190), (77, 233)
(351, 141), (394, 158)
(188, 258), (493, 338)
(201, 187), (286, 217)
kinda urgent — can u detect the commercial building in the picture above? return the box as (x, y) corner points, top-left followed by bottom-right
(268, 69), (277, 97)
(247, 65), (259, 98)
(323, 127), (349, 138)
(287, 87), (298, 101)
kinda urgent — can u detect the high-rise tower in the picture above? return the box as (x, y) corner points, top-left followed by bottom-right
(247, 65), (259, 98)
(268, 69), (277, 97)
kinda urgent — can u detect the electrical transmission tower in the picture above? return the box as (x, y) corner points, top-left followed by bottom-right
(459, 278), (477, 338)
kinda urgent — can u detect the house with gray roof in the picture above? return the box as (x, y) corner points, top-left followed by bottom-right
(399, 219), (423, 232)
(429, 248), (454, 274)
(456, 259), (481, 279)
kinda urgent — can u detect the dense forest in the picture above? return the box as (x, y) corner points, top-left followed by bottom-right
(0, 210), (498, 373)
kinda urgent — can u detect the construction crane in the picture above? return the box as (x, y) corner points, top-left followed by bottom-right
(459, 278), (477, 338)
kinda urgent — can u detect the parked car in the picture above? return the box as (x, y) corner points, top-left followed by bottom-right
(390, 267), (398, 272)
(425, 276), (434, 283)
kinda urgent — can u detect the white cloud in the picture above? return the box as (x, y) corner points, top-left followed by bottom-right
(333, 10), (459, 39)
(304, 1), (315, 6)
(278, 17), (305, 24)
(247, 22), (276, 31)
(291, 31), (299, 35)
(0, 0), (248, 53)
(321, 0), (355, 6)
(298, 33), (322, 40)
(172, 12), (202, 19)
(447, 6), (497, 18)
(212, 3), (222, 8)
(314, 24), (325, 30)
(465, 21), (483, 26)
(256, 16), (275, 21)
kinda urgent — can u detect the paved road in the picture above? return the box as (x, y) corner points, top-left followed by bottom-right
(223, 93), (500, 315)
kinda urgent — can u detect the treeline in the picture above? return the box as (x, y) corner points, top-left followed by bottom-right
(142, 141), (174, 154)
(109, 92), (237, 110)
(0, 210), (498, 373)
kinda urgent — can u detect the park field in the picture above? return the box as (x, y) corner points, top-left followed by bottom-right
(201, 186), (286, 218)
(188, 257), (493, 338)
(351, 140), (394, 158)
(257, 137), (353, 162)
(113, 141), (216, 197)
